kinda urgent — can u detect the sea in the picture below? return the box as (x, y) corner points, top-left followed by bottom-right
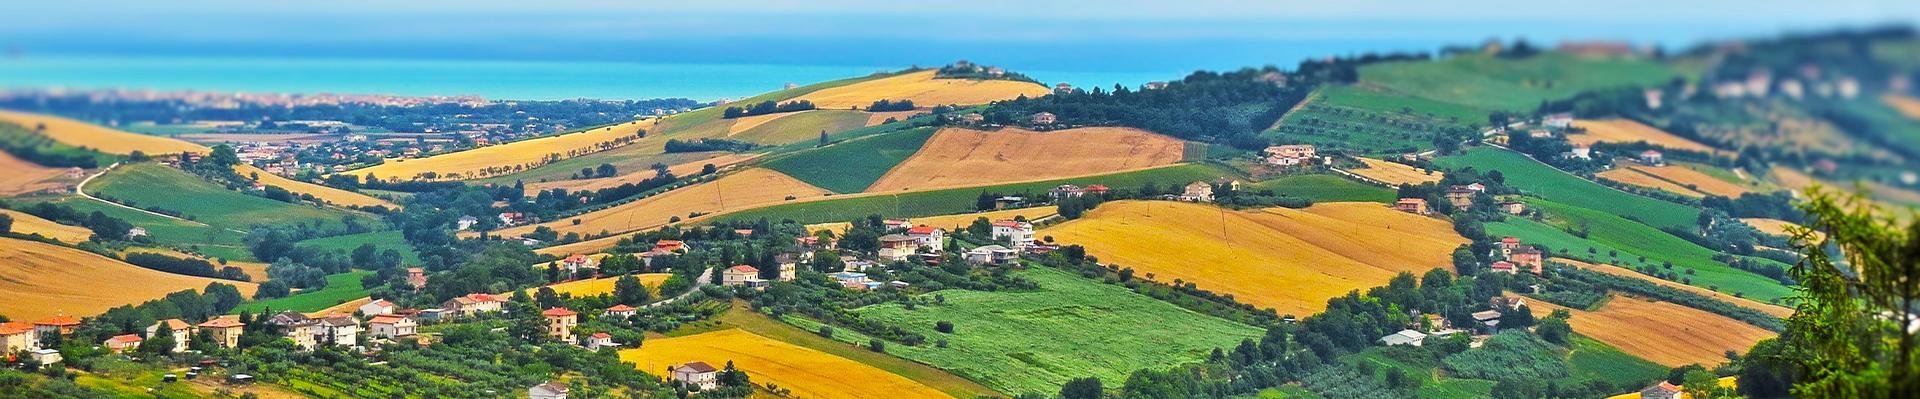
(0, 55), (1177, 102)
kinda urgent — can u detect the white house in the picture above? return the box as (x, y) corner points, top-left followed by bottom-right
(145, 319), (192, 353)
(990, 220), (1036, 249)
(906, 226), (946, 252)
(965, 245), (1019, 265)
(456, 215), (479, 231)
(358, 299), (397, 316)
(529, 382), (570, 399)
(1378, 329), (1427, 346)
(584, 332), (618, 350)
(367, 315), (417, 339)
(671, 362), (720, 390)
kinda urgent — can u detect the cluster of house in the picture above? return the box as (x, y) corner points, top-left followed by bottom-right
(1375, 295), (1532, 348)
(1393, 183), (1527, 216)
(1048, 184), (1111, 199)
(1490, 237), (1546, 275)
(1261, 144), (1321, 167)
(1699, 65), (1895, 102)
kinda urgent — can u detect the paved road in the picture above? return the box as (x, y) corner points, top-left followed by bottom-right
(645, 267), (715, 309)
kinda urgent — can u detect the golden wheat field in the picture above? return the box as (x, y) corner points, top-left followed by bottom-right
(345, 119), (656, 181)
(726, 112), (799, 134)
(866, 127), (1187, 192)
(1885, 94), (1920, 120)
(1042, 201), (1467, 315)
(1527, 295), (1773, 367)
(806, 206), (1059, 235)
(864, 111), (924, 126)
(1569, 119), (1721, 155)
(620, 328), (953, 399)
(494, 168), (831, 239)
(1597, 168), (1708, 198)
(0, 110), (212, 155)
(1, 209), (93, 243)
(1739, 218), (1814, 239)
(1348, 157), (1443, 185)
(793, 70), (1050, 109)
(1554, 258), (1793, 318)
(1632, 164), (1751, 197)
(235, 164), (397, 208)
(526, 273), (673, 297)
(0, 151), (75, 196)
(523, 153), (760, 194)
(0, 237), (257, 320)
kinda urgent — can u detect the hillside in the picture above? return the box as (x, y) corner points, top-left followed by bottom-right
(0, 237), (256, 320)
(492, 168), (831, 240)
(1042, 200), (1468, 315)
(763, 127), (939, 193)
(1346, 157), (1444, 185)
(0, 109), (211, 155)
(805, 206), (1059, 235)
(344, 118), (655, 181)
(791, 70), (1050, 109)
(0, 151), (77, 196)
(1527, 295), (1774, 367)
(0, 208), (93, 243)
(621, 328), (954, 399)
(88, 163), (362, 230)
(1436, 147), (1701, 231)
(520, 152), (758, 194)
(1568, 119), (1722, 154)
(1487, 209), (1794, 302)
(866, 126), (1189, 192)
(1357, 53), (1677, 112)
(235, 164), (397, 209)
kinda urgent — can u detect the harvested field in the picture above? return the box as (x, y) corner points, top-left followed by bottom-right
(1554, 258), (1793, 318)
(865, 111), (924, 126)
(0, 237), (257, 320)
(728, 110), (871, 145)
(527, 273), (672, 297)
(793, 70), (1050, 109)
(0, 151), (76, 196)
(1597, 168), (1707, 198)
(805, 206), (1058, 235)
(523, 153), (759, 194)
(1569, 119), (1721, 155)
(1348, 157), (1443, 185)
(1886, 94), (1920, 120)
(620, 328), (953, 399)
(0, 109), (210, 155)
(1527, 295), (1773, 367)
(866, 127), (1187, 192)
(343, 119), (655, 181)
(235, 165), (397, 209)
(493, 168), (831, 239)
(726, 112), (801, 135)
(1740, 218), (1817, 240)
(1, 209), (93, 243)
(1042, 200), (1467, 315)
(1629, 164), (1751, 197)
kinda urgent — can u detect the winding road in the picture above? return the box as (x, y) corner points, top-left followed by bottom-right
(76, 162), (209, 226)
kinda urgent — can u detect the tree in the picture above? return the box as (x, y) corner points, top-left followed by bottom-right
(0, 213), (11, 235)
(1536, 309), (1572, 344)
(595, 163), (617, 178)
(1754, 189), (1920, 397)
(1060, 377), (1102, 399)
(613, 274), (650, 305)
(1683, 369), (1739, 399)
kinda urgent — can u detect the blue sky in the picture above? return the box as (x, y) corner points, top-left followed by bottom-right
(5, 1), (1917, 72)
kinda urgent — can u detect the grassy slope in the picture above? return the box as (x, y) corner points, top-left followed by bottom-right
(88, 164), (359, 230)
(791, 266), (1261, 395)
(731, 110), (872, 145)
(23, 195), (254, 261)
(1358, 53), (1677, 112)
(1487, 209), (1792, 302)
(1244, 174), (1397, 203)
(1567, 335), (1668, 388)
(231, 271), (375, 314)
(294, 230), (422, 264)
(1435, 147), (1700, 231)
(761, 126), (938, 193)
(1342, 349), (1494, 399)
(714, 164), (1232, 225)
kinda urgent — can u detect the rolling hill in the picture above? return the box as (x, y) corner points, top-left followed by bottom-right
(492, 168), (831, 240)
(342, 119), (655, 182)
(1436, 147), (1701, 231)
(865, 126), (1189, 192)
(0, 151), (78, 196)
(0, 237), (256, 320)
(235, 164), (397, 209)
(1042, 200), (1468, 315)
(88, 163), (363, 230)
(1526, 295), (1773, 367)
(0, 208), (94, 243)
(790, 69), (1050, 109)
(621, 328), (955, 399)
(0, 109), (211, 155)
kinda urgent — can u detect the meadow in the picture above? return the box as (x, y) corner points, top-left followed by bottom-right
(1565, 335), (1670, 388)
(1599, 163), (1752, 198)
(1356, 53), (1677, 112)
(711, 164), (1231, 226)
(0, 109), (210, 155)
(294, 230), (423, 264)
(24, 195), (253, 261)
(1268, 87), (1475, 155)
(762, 126), (939, 193)
(0, 237), (257, 320)
(1526, 295), (1775, 367)
(1486, 206), (1792, 302)
(1341, 348), (1495, 399)
(792, 70), (1050, 109)
(1242, 174), (1397, 203)
(1042, 201), (1467, 315)
(1435, 147), (1700, 231)
(88, 164), (361, 230)
(231, 271), (376, 314)
(866, 126), (1188, 192)
(810, 266), (1264, 394)
(619, 328), (955, 399)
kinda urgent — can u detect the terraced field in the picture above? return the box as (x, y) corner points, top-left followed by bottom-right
(0, 237), (257, 320)
(792, 70), (1049, 109)
(1043, 200), (1467, 315)
(1527, 295), (1774, 367)
(866, 127), (1188, 192)
(620, 328), (954, 399)
(0, 109), (210, 155)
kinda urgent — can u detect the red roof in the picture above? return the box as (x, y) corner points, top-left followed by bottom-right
(1084, 184), (1110, 192)
(991, 220), (1021, 227)
(1501, 237), (1520, 243)
(728, 264), (759, 273)
(542, 308), (578, 317)
(155, 319), (192, 331)
(106, 334), (143, 344)
(1491, 261), (1516, 270)
(565, 254), (588, 263)
(1642, 149), (1663, 156)
(0, 322), (33, 335)
(465, 293), (503, 302)
(907, 226), (940, 235)
(34, 315), (81, 327)
(591, 332), (612, 339)
(607, 304), (637, 312)
(197, 317), (244, 328)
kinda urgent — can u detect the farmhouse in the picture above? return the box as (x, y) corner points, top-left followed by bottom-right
(585, 332), (617, 350)
(1029, 111), (1057, 125)
(877, 234), (919, 262)
(127, 227), (147, 238)
(990, 219), (1037, 249)
(957, 113), (985, 125)
(1499, 201), (1527, 215)
(442, 293), (507, 317)
(1639, 149), (1665, 165)
(671, 361), (721, 390)
(722, 264), (762, 287)
(457, 215), (479, 231)
(104, 334), (144, 353)
(406, 268), (428, 290)
(1394, 198), (1430, 215)
(654, 240), (690, 253)
(360, 299), (397, 316)
(1262, 144), (1318, 166)
(882, 219), (912, 231)
(198, 317), (246, 348)
(774, 253), (802, 281)
(1471, 310), (1504, 332)
(562, 254), (594, 273)
(605, 304), (638, 318)
(1507, 246), (1545, 274)
(1444, 186), (1478, 209)
(368, 315), (417, 339)
(0, 322), (38, 353)
(529, 382), (570, 399)
(1527, 129), (1553, 138)
(965, 245), (1019, 265)
(283, 320), (322, 351)
(145, 319), (192, 353)
(1639, 381), (1682, 399)
(1378, 329), (1427, 346)
(317, 315), (359, 347)
(907, 226), (946, 252)
(542, 308), (579, 343)
(32, 314), (81, 336)
(1490, 261), (1518, 274)
(1180, 181), (1215, 202)
(1566, 144), (1592, 160)
(1544, 112), (1574, 129)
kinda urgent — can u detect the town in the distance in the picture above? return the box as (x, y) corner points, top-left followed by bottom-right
(1, 11), (1917, 399)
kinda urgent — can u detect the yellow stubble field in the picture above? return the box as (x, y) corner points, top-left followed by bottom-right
(1348, 157), (1443, 185)
(0, 237), (257, 320)
(493, 168), (831, 239)
(1526, 295), (1774, 367)
(344, 119), (656, 181)
(0, 151), (75, 196)
(620, 328), (953, 399)
(1569, 119), (1722, 155)
(1885, 94), (1920, 120)
(866, 127), (1187, 192)
(1553, 258), (1793, 318)
(792, 70), (1049, 109)
(235, 164), (397, 208)
(527, 273), (673, 297)
(522, 153), (761, 194)
(1041, 201), (1467, 315)
(0, 109), (210, 155)
(1, 209), (93, 243)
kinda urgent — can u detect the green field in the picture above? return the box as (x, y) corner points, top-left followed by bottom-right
(1567, 335), (1667, 388)
(1244, 174), (1397, 203)
(88, 164), (361, 230)
(1358, 52), (1677, 112)
(715, 163), (1232, 225)
(787, 266), (1262, 395)
(1487, 203), (1793, 302)
(1268, 85), (1491, 155)
(1342, 348), (1496, 399)
(21, 195), (254, 260)
(295, 230), (422, 264)
(231, 270), (375, 314)
(1241, 386), (1326, 399)
(1436, 147), (1700, 231)
(760, 126), (939, 193)
(731, 110), (872, 145)
(469, 150), (728, 187)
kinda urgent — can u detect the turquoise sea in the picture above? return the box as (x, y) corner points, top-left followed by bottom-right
(0, 55), (1174, 101)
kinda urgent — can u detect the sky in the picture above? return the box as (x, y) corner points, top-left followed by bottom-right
(1, 1), (1915, 99)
